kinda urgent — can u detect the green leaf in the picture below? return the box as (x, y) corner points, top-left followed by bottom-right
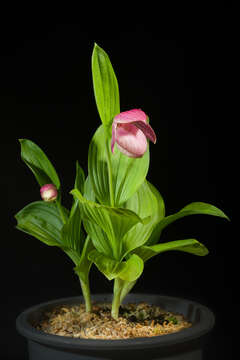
(148, 182), (165, 219)
(117, 254), (144, 282)
(167, 316), (178, 324)
(135, 238), (209, 262)
(73, 162), (86, 215)
(121, 181), (164, 256)
(92, 43), (120, 131)
(74, 236), (94, 283)
(19, 139), (60, 189)
(88, 125), (149, 206)
(62, 162), (85, 252)
(152, 201), (230, 241)
(146, 182), (166, 246)
(120, 280), (137, 303)
(119, 181), (165, 302)
(74, 161), (85, 195)
(15, 201), (64, 246)
(83, 176), (113, 256)
(70, 188), (144, 260)
(88, 249), (121, 280)
(61, 204), (83, 252)
(84, 175), (96, 202)
(88, 250), (144, 282)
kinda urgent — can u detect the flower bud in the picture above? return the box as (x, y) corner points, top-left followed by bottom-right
(40, 184), (58, 202)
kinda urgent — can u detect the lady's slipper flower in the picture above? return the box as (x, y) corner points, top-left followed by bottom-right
(40, 184), (58, 202)
(111, 109), (156, 158)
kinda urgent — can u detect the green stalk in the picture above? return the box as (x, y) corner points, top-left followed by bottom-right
(105, 130), (120, 259)
(79, 277), (92, 313)
(104, 128), (124, 319)
(65, 249), (92, 313)
(111, 277), (124, 320)
(120, 280), (137, 303)
(105, 130), (115, 207)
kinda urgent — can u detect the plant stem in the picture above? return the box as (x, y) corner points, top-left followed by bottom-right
(65, 249), (92, 313)
(105, 132), (115, 207)
(79, 277), (92, 313)
(111, 277), (124, 320)
(120, 280), (137, 303)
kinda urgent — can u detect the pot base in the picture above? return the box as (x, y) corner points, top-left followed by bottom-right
(29, 340), (203, 360)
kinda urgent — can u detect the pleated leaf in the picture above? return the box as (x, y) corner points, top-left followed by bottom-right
(61, 205), (83, 253)
(15, 201), (65, 247)
(88, 125), (149, 206)
(62, 161), (85, 252)
(74, 236), (95, 283)
(92, 43), (120, 131)
(121, 181), (164, 257)
(135, 238), (209, 262)
(88, 249), (144, 282)
(83, 176), (113, 256)
(74, 161), (85, 196)
(149, 201), (230, 244)
(117, 254), (144, 282)
(19, 139), (60, 189)
(71, 188), (144, 259)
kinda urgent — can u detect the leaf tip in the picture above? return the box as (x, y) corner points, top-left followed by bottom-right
(18, 138), (25, 145)
(69, 188), (76, 196)
(224, 213), (231, 222)
(70, 188), (84, 200)
(217, 209), (231, 222)
(93, 42), (100, 55)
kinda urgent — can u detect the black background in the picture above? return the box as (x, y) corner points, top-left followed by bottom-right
(0, 7), (234, 360)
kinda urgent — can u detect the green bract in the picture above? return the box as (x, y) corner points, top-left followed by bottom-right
(15, 43), (230, 320)
(88, 125), (150, 206)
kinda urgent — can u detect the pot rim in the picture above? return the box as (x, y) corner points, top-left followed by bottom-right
(16, 293), (215, 351)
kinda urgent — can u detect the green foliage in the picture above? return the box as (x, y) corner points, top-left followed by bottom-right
(16, 140), (93, 310)
(92, 43), (120, 132)
(19, 139), (60, 189)
(121, 180), (164, 257)
(70, 188), (146, 261)
(134, 238), (209, 262)
(168, 316), (178, 324)
(15, 43), (230, 319)
(88, 250), (143, 282)
(88, 125), (149, 206)
(74, 236), (94, 284)
(62, 162), (86, 253)
(15, 201), (66, 247)
(147, 201), (230, 246)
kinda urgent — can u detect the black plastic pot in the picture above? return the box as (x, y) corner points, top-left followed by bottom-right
(16, 293), (215, 360)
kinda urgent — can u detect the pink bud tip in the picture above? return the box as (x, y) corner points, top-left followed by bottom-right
(40, 184), (58, 202)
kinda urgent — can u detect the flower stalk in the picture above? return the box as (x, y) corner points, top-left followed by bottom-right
(111, 277), (124, 320)
(120, 280), (137, 303)
(79, 277), (92, 313)
(105, 130), (115, 207)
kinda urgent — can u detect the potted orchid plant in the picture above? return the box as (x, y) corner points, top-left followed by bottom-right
(16, 44), (229, 360)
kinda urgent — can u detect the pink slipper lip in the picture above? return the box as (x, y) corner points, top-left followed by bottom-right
(111, 109), (157, 158)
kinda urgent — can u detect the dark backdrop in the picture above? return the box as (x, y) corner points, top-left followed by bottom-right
(1, 11), (234, 360)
